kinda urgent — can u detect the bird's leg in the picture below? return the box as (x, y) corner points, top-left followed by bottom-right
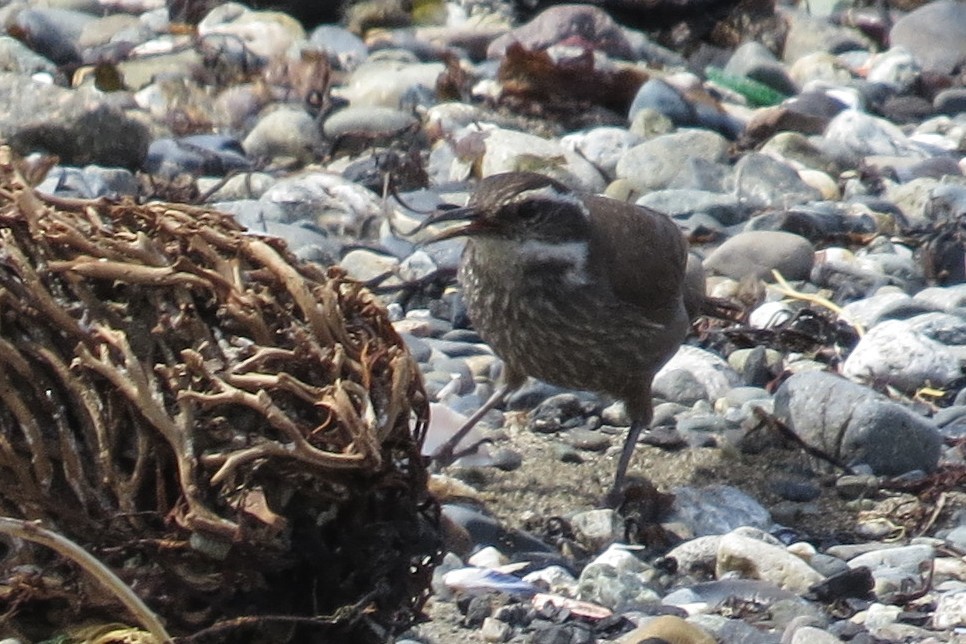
(431, 382), (514, 467)
(605, 386), (653, 508)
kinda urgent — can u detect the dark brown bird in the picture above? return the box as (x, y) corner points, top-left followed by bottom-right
(419, 171), (693, 503)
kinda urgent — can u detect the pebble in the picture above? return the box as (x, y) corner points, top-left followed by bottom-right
(5, 0), (966, 641)
(716, 530), (825, 594)
(615, 615), (715, 644)
(842, 318), (963, 392)
(703, 230), (815, 281)
(615, 129), (730, 193)
(667, 485), (771, 537)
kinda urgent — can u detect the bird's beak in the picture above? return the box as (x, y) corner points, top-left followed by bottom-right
(413, 205), (491, 243)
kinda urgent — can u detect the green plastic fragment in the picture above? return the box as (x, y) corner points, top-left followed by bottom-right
(705, 66), (789, 107)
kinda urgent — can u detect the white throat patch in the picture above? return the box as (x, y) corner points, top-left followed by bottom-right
(517, 240), (591, 285)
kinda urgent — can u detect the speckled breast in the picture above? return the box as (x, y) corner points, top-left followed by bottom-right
(459, 243), (687, 399)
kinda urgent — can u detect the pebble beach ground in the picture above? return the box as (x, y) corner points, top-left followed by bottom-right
(2, 0), (966, 642)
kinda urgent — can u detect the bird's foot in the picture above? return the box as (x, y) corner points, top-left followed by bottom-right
(600, 477), (673, 515)
(430, 438), (492, 471)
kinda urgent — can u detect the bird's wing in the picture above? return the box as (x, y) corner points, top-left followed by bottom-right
(583, 194), (688, 321)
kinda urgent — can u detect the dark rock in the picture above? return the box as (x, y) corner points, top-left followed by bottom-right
(773, 371), (942, 476)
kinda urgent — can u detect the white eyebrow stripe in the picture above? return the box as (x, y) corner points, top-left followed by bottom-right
(508, 186), (590, 218)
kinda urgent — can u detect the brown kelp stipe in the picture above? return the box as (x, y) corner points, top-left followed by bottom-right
(0, 147), (438, 642)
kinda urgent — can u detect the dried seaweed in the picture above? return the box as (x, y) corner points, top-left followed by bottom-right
(496, 42), (648, 118)
(0, 147), (438, 642)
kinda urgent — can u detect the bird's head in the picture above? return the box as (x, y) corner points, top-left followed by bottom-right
(416, 172), (592, 246)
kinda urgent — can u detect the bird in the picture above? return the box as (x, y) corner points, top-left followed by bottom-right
(417, 171), (695, 505)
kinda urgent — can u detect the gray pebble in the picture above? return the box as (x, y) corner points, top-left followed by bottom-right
(704, 230), (814, 281)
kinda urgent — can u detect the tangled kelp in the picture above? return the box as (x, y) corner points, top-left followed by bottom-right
(0, 147), (437, 642)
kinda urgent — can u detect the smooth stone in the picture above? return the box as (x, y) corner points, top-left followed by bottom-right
(789, 625), (840, 644)
(906, 311), (966, 345)
(334, 60), (444, 108)
(781, 8), (873, 63)
(560, 126), (641, 179)
(703, 230), (814, 281)
(627, 106), (674, 139)
(840, 290), (922, 329)
(479, 127), (605, 193)
(835, 474), (879, 500)
(667, 485), (771, 537)
(759, 131), (839, 175)
(339, 249), (400, 283)
(571, 509), (623, 552)
(866, 47), (920, 93)
(397, 250), (438, 283)
(10, 7), (94, 66)
(522, 565), (578, 594)
(655, 346), (741, 402)
(847, 544), (935, 603)
(627, 78), (694, 127)
(724, 41), (797, 96)
(308, 24), (368, 70)
(728, 348), (782, 388)
(480, 617), (511, 642)
(199, 172), (275, 201)
(37, 164), (138, 199)
(748, 301), (794, 329)
(197, 6), (304, 59)
(212, 199), (288, 226)
(486, 4), (634, 60)
(467, 546), (509, 569)
(716, 532), (825, 594)
(0, 73), (149, 169)
(242, 106), (323, 163)
(260, 171), (385, 235)
(615, 129), (730, 193)
(935, 88), (966, 116)
(889, 0), (966, 75)
(933, 589), (966, 629)
(689, 612), (789, 644)
(773, 371), (942, 476)
(429, 357), (474, 396)
(441, 503), (553, 555)
(735, 152), (822, 208)
(615, 615), (715, 644)
(0, 35), (60, 78)
(565, 428), (611, 452)
(577, 545), (660, 611)
(770, 477), (821, 503)
(322, 105), (417, 139)
(823, 109), (926, 160)
(636, 189), (744, 227)
(842, 319), (963, 392)
(847, 544), (935, 576)
(652, 369), (709, 406)
(743, 103), (833, 146)
(527, 393), (600, 434)
(145, 134), (251, 179)
(666, 157), (732, 192)
(666, 535), (721, 574)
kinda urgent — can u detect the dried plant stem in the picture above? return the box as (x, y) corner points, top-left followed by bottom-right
(0, 517), (173, 643)
(770, 269), (866, 337)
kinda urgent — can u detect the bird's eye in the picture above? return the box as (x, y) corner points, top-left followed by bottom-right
(515, 203), (542, 221)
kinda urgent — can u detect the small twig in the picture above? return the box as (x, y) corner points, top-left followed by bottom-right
(0, 517), (173, 643)
(751, 407), (856, 474)
(770, 269), (865, 337)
